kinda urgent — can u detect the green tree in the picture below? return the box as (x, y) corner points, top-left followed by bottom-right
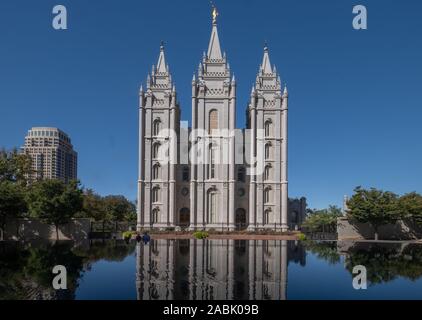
(398, 192), (422, 226)
(103, 195), (136, 222)
(27, 180), (83, 240)
(347, 187), (401, 240)
(302, 205), (342, 233)
(0, 181), (27, 240)
(0, 148), (33, 185)
(79, 189), (106, 221)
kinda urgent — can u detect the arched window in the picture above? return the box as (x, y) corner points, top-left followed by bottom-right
(265, 120), (272, 137)
(152, 208), (159, 223)
(152, 187), (160, 203)
(264, 209), (271, 225)
(153, 143), (160, 158)
(182, 166), (189, 181)
(207, 190), (217, 224)
(265, 143), (271, 160)
(208, 144), (216, 179)
(153, 164), (160, 180)
(153, 119), (161, 136)
(209, 110), (218, 134)
(264, 165), (271, 181)
(264, 187), (271, 204)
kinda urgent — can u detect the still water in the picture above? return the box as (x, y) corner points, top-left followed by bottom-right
(1, 239), (422, 300)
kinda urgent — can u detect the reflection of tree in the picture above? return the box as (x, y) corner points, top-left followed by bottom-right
(303, 241), (341, 265)
(0, 240), (136, 300)
(344, 243), (422, 285)
(0, 241), (84, 299)
(73, 240), (136, 263)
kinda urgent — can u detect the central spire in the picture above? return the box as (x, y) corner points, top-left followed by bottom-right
(156, 41), (167, 73)
(207, 5), (222, 60)
(261, 44), (272, 74)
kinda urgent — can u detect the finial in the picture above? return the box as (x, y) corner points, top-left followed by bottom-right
(232, 74), (235, 83)
(192, 73), (196, 82)
(140, 84), (144, 93)
(283, 84), (288, 96)
(264, 41), (268, 52)
(160, 40), (164, 51)
(211, 3), (219, 24)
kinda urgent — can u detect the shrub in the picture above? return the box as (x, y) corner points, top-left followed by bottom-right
(297, 233), (307, 241)
(193, 231), (209, 239)
(122, 230), (136, 240)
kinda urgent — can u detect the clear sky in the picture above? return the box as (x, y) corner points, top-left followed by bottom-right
(1, 0), (421, 209)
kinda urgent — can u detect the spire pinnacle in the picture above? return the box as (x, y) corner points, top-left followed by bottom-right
(261, 43), (272, 74)
(211, 4), (219, 25)
(156, 42), (167, 73)
(207, 5), (222, 60)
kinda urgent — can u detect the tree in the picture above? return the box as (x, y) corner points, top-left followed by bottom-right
(302, 205), (342, 233)
(0, 148), (33, 185)
(398, 192), (422, 226)
(27, 180), (83, 240)
(79, 189), (106, 221)
(0, 181), (27, 240)
(347, 187), (401, 240)
(103, 195), (136, 222)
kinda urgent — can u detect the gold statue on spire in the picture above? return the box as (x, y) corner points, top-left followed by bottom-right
(212, 4), (219, 24)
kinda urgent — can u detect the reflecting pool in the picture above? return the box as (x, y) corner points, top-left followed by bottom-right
(1, 239), (422, 300)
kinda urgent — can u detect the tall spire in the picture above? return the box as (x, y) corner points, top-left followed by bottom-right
(207, 5), (222, 60)
(261, 43), (272, 74)
(156, 41), (167, 73)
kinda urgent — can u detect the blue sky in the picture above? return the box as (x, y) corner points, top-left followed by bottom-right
(0, 0), (421, 209)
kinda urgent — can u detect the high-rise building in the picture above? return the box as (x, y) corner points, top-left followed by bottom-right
(137, 8), (306, 231)
(22, 127), (77, 183)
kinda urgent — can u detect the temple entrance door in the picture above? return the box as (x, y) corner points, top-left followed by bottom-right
(235, 208), (247, 230)
(179, 208), (190, 227)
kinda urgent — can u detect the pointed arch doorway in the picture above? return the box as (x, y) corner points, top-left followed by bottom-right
(179, 208), (190, 227)
(235, 208), (247, 230)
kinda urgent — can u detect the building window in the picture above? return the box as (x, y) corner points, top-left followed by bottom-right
(264, 165), (271, 181)
(153, 119), (161, 136)
(265, 143), (271, 160)
(182, 166), (189, 181)
(238, 167), (246, 182)
(264, 209), (271, 225)
(153, 143), (160, 158)
(207, 190), (217, 224)
(152, 208), (159, 223)
(209, 110), (218, 134)
(265, 120), (272, 137)
(153, 164), (160, 180)
(208, 144), (216, 179)
(152, 187), (160, 203)
(264, 188), (271, 204)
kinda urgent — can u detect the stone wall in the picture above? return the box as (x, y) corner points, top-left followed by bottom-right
(337, 217), (422, 240)
(2, 218), (91, 241)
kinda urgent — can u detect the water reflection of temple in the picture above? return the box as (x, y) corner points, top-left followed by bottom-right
(136, 239), (305, 300)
